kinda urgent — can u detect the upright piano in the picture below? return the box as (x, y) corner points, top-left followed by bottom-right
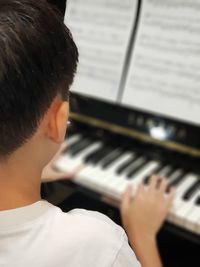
(53, 0), (200, 244)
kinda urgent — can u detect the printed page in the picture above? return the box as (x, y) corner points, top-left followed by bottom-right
(65, 0), (138, 102)
(122, 0), (200, 125)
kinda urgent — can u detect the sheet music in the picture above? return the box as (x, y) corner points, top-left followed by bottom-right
(122, 0), (200, 125)
(65, 0), (137, 102)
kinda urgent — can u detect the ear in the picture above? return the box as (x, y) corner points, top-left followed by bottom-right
(46, 100), (69, 144)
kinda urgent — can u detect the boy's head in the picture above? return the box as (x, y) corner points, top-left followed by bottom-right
(0, 0), (78, 165)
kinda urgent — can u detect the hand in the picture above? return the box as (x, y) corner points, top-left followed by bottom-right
(120, 176), (175, 242)
(41, 140), (75, 183)
(41, 163), (75, 183)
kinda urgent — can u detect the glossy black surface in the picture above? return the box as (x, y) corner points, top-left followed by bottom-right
(70, 93), (200, 152)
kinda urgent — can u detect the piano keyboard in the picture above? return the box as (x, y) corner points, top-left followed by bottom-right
(54, 132), (200, 236)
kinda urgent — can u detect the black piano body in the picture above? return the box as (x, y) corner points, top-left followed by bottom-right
(50, 93), (200, 246)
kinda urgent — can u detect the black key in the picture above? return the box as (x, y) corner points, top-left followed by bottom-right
(157, 165), (175, 178)
(167, 172), (187, 191)
(84, 145), (104, 163)
(66, 136), (87, 153)
(143, 163), (165, 184)
(116, 155), (137, 175)
(91, 146), (114, 165)
(84, 144), (114, 165)
(127, 158), (148, 179)
(101, 150), (123, 169)
(62, 137), (84, 154)
(70, 139), (93, 156)
(166, 168), (178, 179)
(195, 196), (200, 206)
(182, 180), (200, 201)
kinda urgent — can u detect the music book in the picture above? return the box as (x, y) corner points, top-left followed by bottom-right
(65, 0), (200, 126)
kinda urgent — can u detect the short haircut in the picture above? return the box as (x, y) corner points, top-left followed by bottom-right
(0, 0), (78, 158)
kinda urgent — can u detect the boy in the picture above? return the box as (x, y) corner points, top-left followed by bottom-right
(0, 1), (174, 266)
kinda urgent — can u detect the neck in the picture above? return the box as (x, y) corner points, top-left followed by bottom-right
(0, 152), (43, 211)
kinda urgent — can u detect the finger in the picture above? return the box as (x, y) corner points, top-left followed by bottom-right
(120, 185), (132, 215)
(53, 171), (75, 180)
(165, 187), (176, 208)
(158, 178), (168, 194)
(149, 175), (158, 191)
(136, 182), (145, 195)
(42, 168), (75, 183)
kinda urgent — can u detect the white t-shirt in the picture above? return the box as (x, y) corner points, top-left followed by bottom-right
(0, 201), (141, 267)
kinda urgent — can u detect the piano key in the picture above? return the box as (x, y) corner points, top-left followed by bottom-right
(75, 153), (134, 199)
(83, 143), (114, 164)
(76, 158), (160, 200)
(156, 165), (176, 178)
(143, 162), (175, 184)
(102, 152), (134, 177)
(70, 138), (95, 156)
(116, 154), (138, 175)
(172, 191), (199, 227)
(67, 135), (88, 152)
(182, 179), (200, 201)
(61, 134), (82, 153)
(54, 141), (102, 172)
(195, 196), (200, 206)
(167, 170), (187, 190)
(101, 149), (124, 169)
(97, 160), (159, 198)
(168, 173), (198, 223)
(83, 144), (105, 163)
(83, 151), (132, 180)
(168, 168), (184, 180)
(91, 145), (118, 165)
(185, 203), (200, 234)
(74, 165), (125, 199)
(129, 160), (160, 187)
(143, 162), (164, 184)
(126, 157), (149, 178)
(67, 134), (82, 145)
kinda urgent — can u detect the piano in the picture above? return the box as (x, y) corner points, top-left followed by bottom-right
(53, 93), (200, 243)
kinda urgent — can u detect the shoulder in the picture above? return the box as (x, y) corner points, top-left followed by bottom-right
(47, 205), (140, 266)
(47, 204), (125, 243)
(63, 208), (127, 248)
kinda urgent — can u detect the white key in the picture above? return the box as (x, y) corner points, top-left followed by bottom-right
(130, 160), (160, 187)
(75, 152), (133, 193)
(168, 174), (198, 223)
(89, 162), (159, 200)
(96, 153), (134, 189)
(185, 204), (200, 234)
(103, 152), (134, 176)
(93, 153), (138, 197)
(54, 141), (102, 172)
(74, 166), (98, 189)
(172, 191), (199, 227)
(76, 160), (130, 199)
(79, 165), (123, 198)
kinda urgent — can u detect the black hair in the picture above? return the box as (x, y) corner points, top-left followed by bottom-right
(0, 0), (78, 157)
(47, 0), (66, 15)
